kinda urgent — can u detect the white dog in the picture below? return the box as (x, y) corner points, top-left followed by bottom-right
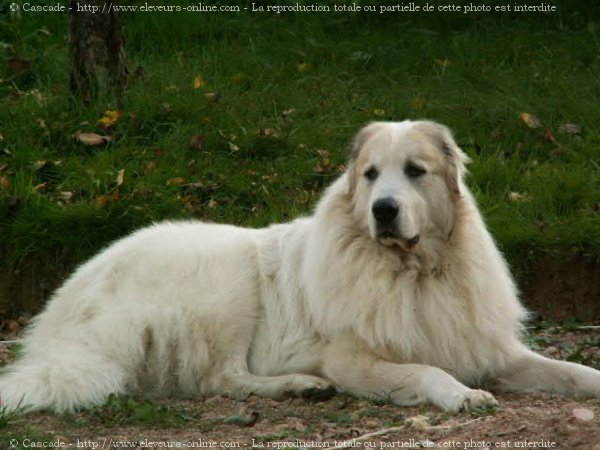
(2, 120), (599, 413)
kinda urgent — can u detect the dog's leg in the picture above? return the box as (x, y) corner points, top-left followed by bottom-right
(203, 354), (335, 401)
(492, 348), (600, 397)
(322, 334), (496, 412)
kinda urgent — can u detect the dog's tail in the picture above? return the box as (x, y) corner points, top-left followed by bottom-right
(0, 341), (127, 413)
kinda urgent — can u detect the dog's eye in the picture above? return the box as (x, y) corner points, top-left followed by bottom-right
(405, 164), (426, 178)
(364, 167), (379, 181)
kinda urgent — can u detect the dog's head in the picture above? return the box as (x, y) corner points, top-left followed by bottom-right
(346, 120), (470, 251)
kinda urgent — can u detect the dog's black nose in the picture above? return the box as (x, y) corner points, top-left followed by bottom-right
(372, 198), (399, 224)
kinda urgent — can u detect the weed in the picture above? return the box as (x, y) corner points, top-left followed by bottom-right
(470, 404), (498, 417)
(85, 394), (193, 427)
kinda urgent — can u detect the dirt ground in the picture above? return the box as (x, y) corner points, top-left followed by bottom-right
(1, 326), (598, 450)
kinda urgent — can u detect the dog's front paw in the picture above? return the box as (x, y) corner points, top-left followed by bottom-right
(436, 388), (497, 412)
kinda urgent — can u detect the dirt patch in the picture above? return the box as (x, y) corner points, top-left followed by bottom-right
(519, 253), (600, 322)
(2, 393), (599, 450)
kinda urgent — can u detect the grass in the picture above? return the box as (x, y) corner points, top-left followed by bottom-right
(1, 2), (599, 309)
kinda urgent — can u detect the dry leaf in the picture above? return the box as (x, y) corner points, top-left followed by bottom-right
(204, 92), (220, 102)
(257, 128), (279, 138)
(96, 192), (121, 207)
(189, 134), (206, 150)
(33, 183), (48, 192)
(116, 169), (125, 187)
(208, 198), (217, 209)
(228, 142), (240, 152)
(559, 123), (582, 135)
(58, 191), (74, 202)
(98, 110), (123, 126)
(75, 132), (112, 146)
(166, 177), (186, 186)
(281, 108), (296, 118)
(519, 112), (542, 129)
(543, 128), (557, 144)
(194, 75), (205, 89)
(0, 175), (11, 189)
(508, 191), (531, 202)
(32, 160), (48, 171)
(297, 62), (311, 72)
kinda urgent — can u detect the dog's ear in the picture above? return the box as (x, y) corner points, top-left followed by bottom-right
(414, 121), (470, 197)
(346, 122), (385, 194)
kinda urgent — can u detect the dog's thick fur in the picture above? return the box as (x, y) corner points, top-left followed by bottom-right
(2, 120), (599, 413)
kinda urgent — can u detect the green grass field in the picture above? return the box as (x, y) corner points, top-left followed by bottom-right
(1, 1), (599, 310)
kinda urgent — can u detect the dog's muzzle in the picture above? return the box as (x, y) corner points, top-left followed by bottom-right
(372, 197), (419, 248)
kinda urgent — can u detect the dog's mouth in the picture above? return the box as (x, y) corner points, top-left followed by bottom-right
(377, 229), (420, 250)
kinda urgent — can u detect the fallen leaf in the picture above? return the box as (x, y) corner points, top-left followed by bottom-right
(96, 192), (121, 207)
(281, 108), (296, 118)
(542, 128), (557, 144)
(161, 103), (173, 113)
(33, 183), (48, 192)
(116, 169), (125, 187)
(508, 191), (531, 202)
(208, 198), (217, 209)
(98, 110), (123, 126)
(166, 177), (186, 186)
(58, 191), (74, 202)
(297, 62), (311, 72)
(204, 92), (220, 102)
(228, 142), (240, 152)
(37, 27), (52, 36)
(256, 128), (279, 138)
(559, 123), (582, 135)
(75, 132), (112, 146)
(0, 176), (11, 189)
(189, 135), (205, 150)
(193, 75), (205, 89)
(32, 160), (48, 171)
(519, 112), (542, 129)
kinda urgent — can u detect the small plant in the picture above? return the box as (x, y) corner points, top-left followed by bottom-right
(89, 394), (192, 427)
(470, 404), (498, 417)
(0, 401), (24, 429)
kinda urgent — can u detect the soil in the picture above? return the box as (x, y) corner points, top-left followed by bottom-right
(1, 327), (598, 450)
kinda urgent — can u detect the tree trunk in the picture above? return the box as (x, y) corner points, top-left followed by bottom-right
(69, 0), (128, 103)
